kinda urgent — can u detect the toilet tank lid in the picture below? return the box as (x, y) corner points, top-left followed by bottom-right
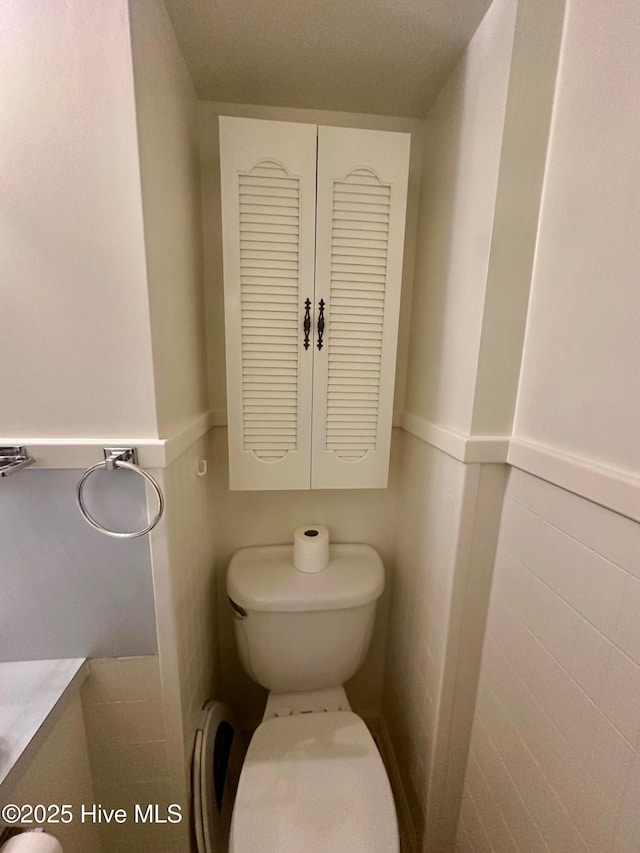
(227, 544), (384, 613)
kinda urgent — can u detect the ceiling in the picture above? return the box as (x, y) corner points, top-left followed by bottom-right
(163, 0), (493, 117)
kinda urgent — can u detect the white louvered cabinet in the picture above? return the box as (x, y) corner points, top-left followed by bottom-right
(219, 117), (410, 490)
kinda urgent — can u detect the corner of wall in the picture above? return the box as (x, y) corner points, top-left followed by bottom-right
(424, 462), (508, 849)
(128, 0), (209, 438)
(470, 0), (567, 437)
(403, 0), (518, 438)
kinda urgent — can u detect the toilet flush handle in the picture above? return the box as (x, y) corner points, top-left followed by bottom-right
(228, 597), (247, 620)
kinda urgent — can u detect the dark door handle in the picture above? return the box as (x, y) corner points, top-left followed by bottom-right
(317, 299), (325, 350)
(303, 298), (311, 350)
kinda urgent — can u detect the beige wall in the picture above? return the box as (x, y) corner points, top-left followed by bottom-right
(129, 0), (209, 438)
(0, 0), (157, 438)
(513, 0), (640, 477)
(198, 101), (424, 419)
(404, 0), (516, 436)
(1, 0), (209, 441)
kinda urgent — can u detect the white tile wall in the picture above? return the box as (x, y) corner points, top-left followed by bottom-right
(381, 431), (506, 852)
(458, 468), (640, 852)
(385, 436), (465, 846)
(147, 429), (219, 837)
(81, 657), (185, 853)
(160, 434), (218, 759)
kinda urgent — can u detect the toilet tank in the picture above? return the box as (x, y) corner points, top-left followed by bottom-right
(227, 544), (384, 693)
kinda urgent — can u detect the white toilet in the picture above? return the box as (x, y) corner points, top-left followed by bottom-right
(226, 541), (399, 853)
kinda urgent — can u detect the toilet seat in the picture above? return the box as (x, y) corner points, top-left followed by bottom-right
(192, 701), (246, 853)
(229, 711), (399, 853)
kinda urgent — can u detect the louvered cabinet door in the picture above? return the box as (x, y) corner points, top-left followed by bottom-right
(311, 127), (410, 489)
(219, 117), (317, 489)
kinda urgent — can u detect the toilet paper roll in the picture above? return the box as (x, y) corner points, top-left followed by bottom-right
(1, 832), (62, 853)
(293, 525), (330, 574)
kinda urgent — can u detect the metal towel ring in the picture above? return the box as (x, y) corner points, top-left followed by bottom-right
(76, 448), (164, 539)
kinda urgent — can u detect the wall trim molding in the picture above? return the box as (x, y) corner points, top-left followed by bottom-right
(400, 412), (510, 463)
(162, 410), (215, 467)
(10, 409), (638, 522)
(1, 410), (215, 470)
(508, 438), (640, 523)
(399, 414), (639, 521)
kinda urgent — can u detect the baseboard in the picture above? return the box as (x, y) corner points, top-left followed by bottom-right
(379, 715), (420, 853)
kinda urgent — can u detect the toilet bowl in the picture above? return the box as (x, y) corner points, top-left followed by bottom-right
(226, 542), (399, 853)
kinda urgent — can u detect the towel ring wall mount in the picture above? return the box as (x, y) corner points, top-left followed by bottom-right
(76, 448), (164, 539)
